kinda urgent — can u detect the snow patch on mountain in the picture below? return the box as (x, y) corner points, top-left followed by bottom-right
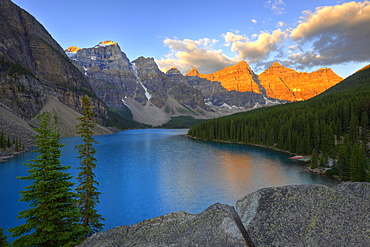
(131, 63), (152, 101)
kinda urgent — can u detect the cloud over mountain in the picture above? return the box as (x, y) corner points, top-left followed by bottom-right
(157, 1), (370, 75)
(156, 38), (238, 74)
(289, 1), (370, 67)
(224, 29), (287, 63)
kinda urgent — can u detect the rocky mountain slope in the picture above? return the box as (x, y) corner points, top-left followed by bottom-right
(187, 61), (262, 93)
(67, 42), (282, 126)
(0, 0), (111, 144)
(79, 182), (370, 246)
(186, 61), (343, 102)
(167, 67), (280, 110)
(0, 0), (345, 144)
(68, 43), (213, 126)
(259, 62), (343, 101)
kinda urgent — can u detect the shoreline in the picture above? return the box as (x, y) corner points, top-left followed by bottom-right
(0, 149), (29, 163)
(187, 135), (341, 181)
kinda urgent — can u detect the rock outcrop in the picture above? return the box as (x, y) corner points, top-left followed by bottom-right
(187, 61), (261, 93)
(68, 42), (214, 125)
(0, 0), (110, 141)
(168, 67), (280, 110)
(259, 62), (343, 101)
(78, 203), (250, 247)
(236, 183), (370, 246)
(79, 182), (370, 246)
(69, 42), (266, 126)
(70, 41), (143, 110)
(186, 61), (343, 102)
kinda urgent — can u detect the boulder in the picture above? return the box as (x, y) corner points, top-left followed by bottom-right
(236, 183), (370, 246)
(78, 203), (249, 247)
(79, 183), (370, 246)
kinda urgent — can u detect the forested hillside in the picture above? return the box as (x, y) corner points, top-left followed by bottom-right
(188, 66), (370, 182)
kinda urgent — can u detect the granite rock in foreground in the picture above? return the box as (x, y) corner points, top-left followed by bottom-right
(79, 183), (370, 246)
(78, 203), (249, 247)
(236, 183), (370, 247)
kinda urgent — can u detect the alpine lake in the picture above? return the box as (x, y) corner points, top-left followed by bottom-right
(0, 129), (338, 239)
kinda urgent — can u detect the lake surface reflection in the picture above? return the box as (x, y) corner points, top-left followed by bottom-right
(0, 129), (337, 238)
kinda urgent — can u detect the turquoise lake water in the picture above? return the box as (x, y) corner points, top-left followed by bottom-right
(0, 129), (338, 239)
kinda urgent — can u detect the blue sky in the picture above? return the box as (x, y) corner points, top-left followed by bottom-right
(11, 0), (370, 78)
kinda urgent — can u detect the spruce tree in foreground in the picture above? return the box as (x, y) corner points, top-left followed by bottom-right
(76, 95), (104, 237)
(0, 227), (9, 247)
(8, 113), (87, 246)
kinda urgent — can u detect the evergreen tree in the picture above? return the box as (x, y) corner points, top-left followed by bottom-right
(338, 142), (351, 180)
(15, 136), (19, 152)
(0, 227), (9, 247)
(76, 95), (105, 237)
(7, 135), (10, 148)
(8, 113), (87, 246)
(0, 131), (5, 148)
(310, 148), (319, 169)
(360, 111), (369, 144)
(349, 113), (359, 144)
(350, 142), (367, 182)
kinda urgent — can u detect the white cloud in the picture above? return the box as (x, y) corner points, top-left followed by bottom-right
(251, 19), (258, 24)
(157, 1), (370, 75)
(277, 21), (285, 27)
(289, 1), (370, 66)
(223, 29), (287, 63)
(156, 38), (239, 74)
(265, 0), (285, 15)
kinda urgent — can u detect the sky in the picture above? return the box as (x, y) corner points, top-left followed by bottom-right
(10, 0), (370, 78)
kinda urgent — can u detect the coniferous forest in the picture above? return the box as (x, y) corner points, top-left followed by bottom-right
(188, 66), (370, 182)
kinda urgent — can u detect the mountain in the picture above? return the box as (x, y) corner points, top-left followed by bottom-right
(168, 67), (281, 109)
(0, 0), (114, 148)
(68, 43), (284, 126)
(259, 62), (343, 101)
(68, 43), (214, 126)
(0, 0), (108, 118)
(186, 61), (343, 102)
(188, 65), (370, 180)
(186, 61), (262, 93)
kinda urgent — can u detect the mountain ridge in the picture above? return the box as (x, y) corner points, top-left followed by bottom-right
(67, 42), (281, 126)
(186, 61), (343, 102)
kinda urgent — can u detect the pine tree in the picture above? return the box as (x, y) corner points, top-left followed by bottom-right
(8, 113), (87, 246)
(76, 95), (105, 237)
(7, 135), (10, 148)
(360, 111), (369, 144)
(15, 136), (19, 152)
(0, 131), (5, 148)
(338, 142), (351, 180)
(0, 227), (9, 247)
(350, 142), (367, 182)
(310, 148), (319, 169)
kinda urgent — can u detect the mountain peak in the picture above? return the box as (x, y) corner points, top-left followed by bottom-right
(235, 60), (250, 68)
(65, 46), (81, 53)
(166, 67), (183, 76)
(186, 68), (200, 76)
(272, 62), (282, 67)
(259, 64), (343, 101)
(99, 40), (118, 46)
(94, 40), (119, 48)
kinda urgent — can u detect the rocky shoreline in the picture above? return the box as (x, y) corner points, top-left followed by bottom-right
(79, 182), (370, 246)
(0, 149), (29, 163)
